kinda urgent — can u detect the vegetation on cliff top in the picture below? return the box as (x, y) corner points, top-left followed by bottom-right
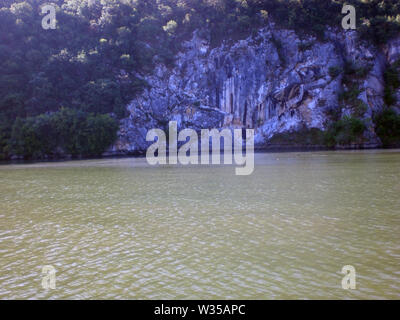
(1, 0), (400, 158)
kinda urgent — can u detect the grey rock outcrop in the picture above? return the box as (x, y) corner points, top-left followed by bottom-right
(110, 23), (396, 154)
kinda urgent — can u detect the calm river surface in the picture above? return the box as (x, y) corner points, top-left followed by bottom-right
(0, 150), (399, 299)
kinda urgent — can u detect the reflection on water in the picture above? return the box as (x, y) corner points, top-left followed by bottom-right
(0, 150), (399, 299)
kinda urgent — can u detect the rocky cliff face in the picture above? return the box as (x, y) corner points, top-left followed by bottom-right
(110, 23), (400, 154)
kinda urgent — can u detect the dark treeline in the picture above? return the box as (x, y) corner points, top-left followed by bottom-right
(1, 0), (400, 159)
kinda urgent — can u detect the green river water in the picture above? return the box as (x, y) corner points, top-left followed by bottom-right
(0, 150), (399, 299)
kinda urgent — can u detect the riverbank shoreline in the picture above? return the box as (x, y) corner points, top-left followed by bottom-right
(2, 146), (400, 166)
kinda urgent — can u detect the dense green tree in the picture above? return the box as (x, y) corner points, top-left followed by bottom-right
(375, 108), (400, 147)
(325, 116), (366, 147)
(10, 108), (118, 159)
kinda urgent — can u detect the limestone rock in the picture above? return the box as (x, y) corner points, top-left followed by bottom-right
(112, 24), (392, 153)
